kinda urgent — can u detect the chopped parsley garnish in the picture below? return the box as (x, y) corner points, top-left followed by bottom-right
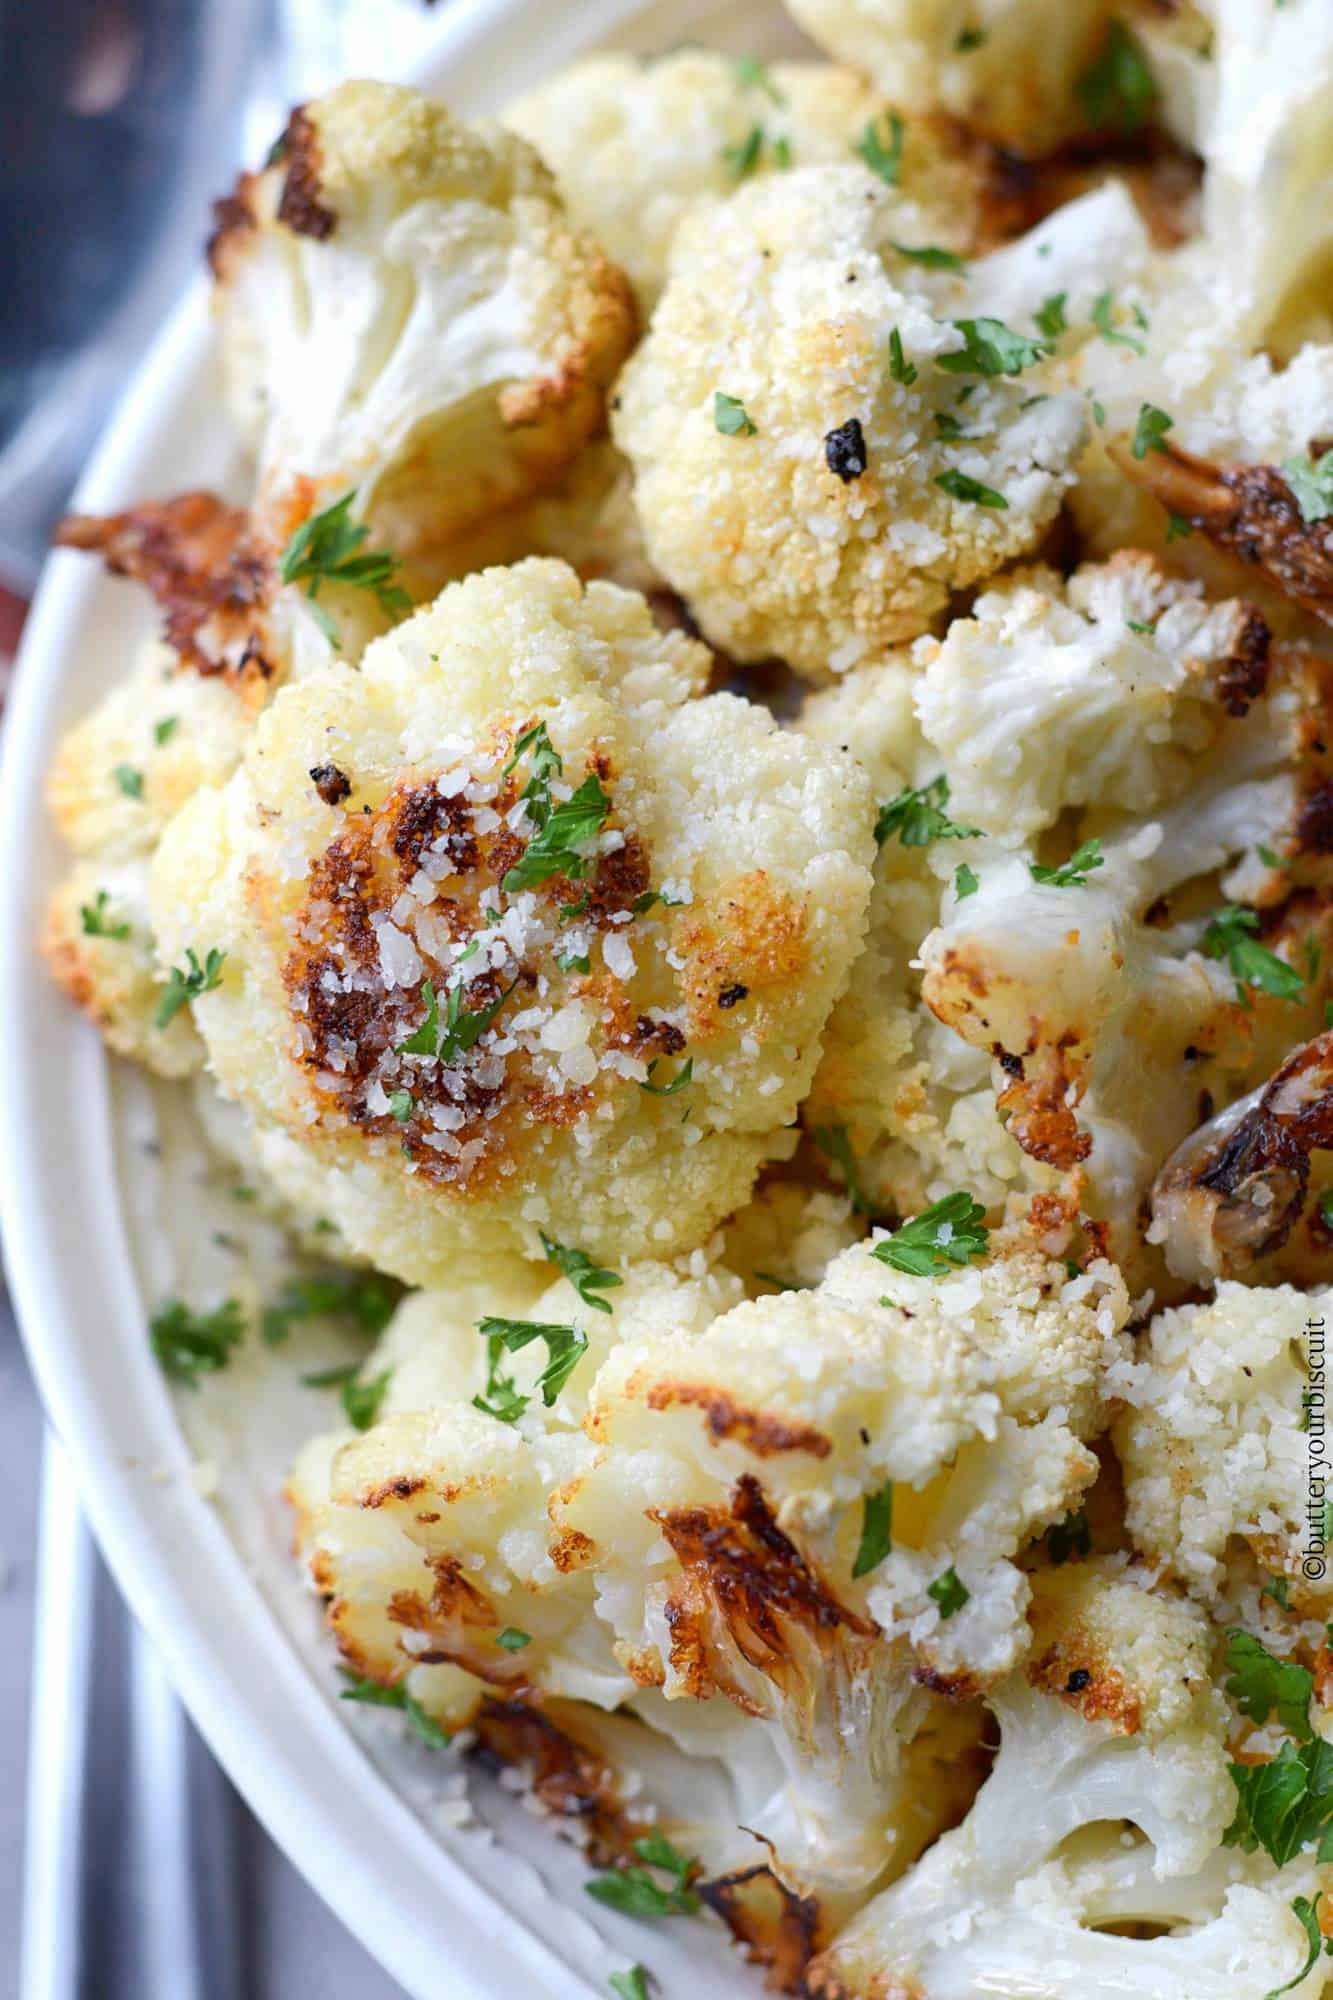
(873, 1192), (989, 1276)
(891, 240), (967, 271)
(1075, 20), (1158, 134)
(1284, 452), (1333, 524)
(631, 888), (684, 915)
(397, 974), (517, 1061)
(955, 24), (987, 49)
(1267, 1896), (1333, 2000)
(722, 124), (764, 180)
(586, 1834), (700, 1918)
(733, 54), (784, 102)
(1091, 288), (1147, 355)
(954, 862), (979, 900)
(1226, 1629), (1315, 1741)
(1132, 402), (1174, 460)
(302, 1362), (392, 1429)
(80, 890), (130, 940)
(1047, 1506), (1091, 1565)
(154, 715), (179, 745)
(150, 1296), (245, 1386)
(854, 110), (904, 183)
(639, 1057), (693, 1097)
(504, 771), (613, 892)
(1166, 510), (1193, 542)
(1203, 904), (1306, 1000)
(388, 1088), (415, 1124)
(875, 773), (982, 848)
(1226, 1736), (1333, 1867)
(495, 1627), (531, 1652)
(114, 763), (144, 799)
(852, 1481), (894, 1578)
(155, 946), (226, 1028)
(888, 328), (918, 386)
(539, 1232), (622, 1313)
(473, 1317), (589, 1422)
(937, 316), (1047, 378)
(812, 1122), (874, 1215)
(714, 391), (758, 436)
(279, 492), (411, 646)
(262, 1268), (399, 1347)
(338, 1670), (449, 1749)
(1264, 1574), (1294, 1608)
(609, 1971), (652, 2000)
(1034, 292), (1068, 339)
(1321, 1189), (1333, 1228)
(933, 411), (977, 441)
(1030, 837), (1104, 888)
(556, 949), (590, 973)
(935, 467), (1008, 509)
(927, 1566), (970, 1618)
(1127, 617), (1158, 636)
(505, 720), (563, 826)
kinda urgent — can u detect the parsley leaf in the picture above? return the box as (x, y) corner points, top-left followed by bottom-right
(891, 240), (967, 271)
(279, 493), (411, 645)
(609, 1971), (652, 2000)
(1132, 402), (1174, 460)
(954, 862), (979, 900)
(262, 1268), (398, 1347)
(874, 1192), (989, 1276)
(1226, 1630), (1315, 1741)
(733, 54), (784, 103)
(1166, 510), (1193, 543)
(80, 890), (131, 940)
(875, 773), (982, 848)
(639, 1057), (693, 1097)
(811, 1122), (874, 1215)
(1226, 1736), (1333, 1867)
(722, 124), (764, 181)
(714, 391), (758, 436)
(854, 110), (904, 184)
(935, 467), (1008, 509)
(302, 1362), (392, 1429)
(1034, 292), (1068, 339)
(473, 1317), (589, 1421)
(539, 1231), (622, 1313)
(955, 25), (987, 49)
(1030, 838), (1104, 888)
(937, 317), (1047, 377)
(1047, 1507), (1091, 1565)
(927, 1566), (970, 1618)
(888, 328), (917, 386)
(397, 974), (517, 1060)
(586, 1835), (701, 1918)
(1284, 453), (1333, 524)
(154, 715), (179, 746)
(1266, 1896), (1332, 2000)
(1091, 288), (1147, 355)
(504, 720), (563, 827)
(495, 1627), (531, 1652)
(853, 1481), (894, 1578)
(156, 946), (226, 1028)
(1075, 21), (1158, 134)
(114, 763), (144, 799)
(150, 1296), (245, 1386)
(338, 1670), (449, 1749)
(1203, 905), (1306, 1001)
(503, 772), (613, 892)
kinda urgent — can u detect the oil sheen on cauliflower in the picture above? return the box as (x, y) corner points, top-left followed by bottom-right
(808, 1562), (1259, 2000)
(209, 82), (636, 575)
(505, 51), (994, 312)
(151, 559), (875, 1279)
(613, 165), (1095, 679)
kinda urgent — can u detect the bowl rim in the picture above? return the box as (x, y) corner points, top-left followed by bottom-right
(0, 3), (672, 1993)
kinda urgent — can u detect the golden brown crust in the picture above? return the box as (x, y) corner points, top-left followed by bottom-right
(675, 872), (808, 1041)
(643, 1381), (833, 1459)
(275, 105), (337, 240)
(696, 1860), (824, 1994)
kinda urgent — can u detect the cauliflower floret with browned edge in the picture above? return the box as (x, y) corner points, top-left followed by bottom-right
(809, 1563), (1250, 2000)
(784, 0), (1123, 156)
(1113, 1283), (1333, 1618)
(613, 167), (1121, 680)
(209, 82), (635, 577)
(151, 559), (875, 1280)
(505, 51), (995, 313)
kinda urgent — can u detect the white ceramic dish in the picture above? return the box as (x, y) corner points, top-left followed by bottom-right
(0, 2), (816, 1993)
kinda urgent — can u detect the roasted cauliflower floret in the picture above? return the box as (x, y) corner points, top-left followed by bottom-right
(43, 856), (201, 1077)
(151, 559), (875, 1280)
(1113, 1283), (1333, 1616)
(506, 51), (989, 312)
(209, 82), (636, 573)
(613, 164), (1092, 679)
(784, 0), (1124, 156)
(809, 1563), (1245, 1999)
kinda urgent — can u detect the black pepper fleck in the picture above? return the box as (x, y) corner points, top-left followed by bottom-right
(310, 763), (351, 806)
(998, 1051), (1024, 1078)
(718, 983), (748, 1009)
(824, 418), (868, 483)
(1065, 1668), (1091, 1693)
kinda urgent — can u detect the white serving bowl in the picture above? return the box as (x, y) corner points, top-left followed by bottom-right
(0, 1), (813, 1992)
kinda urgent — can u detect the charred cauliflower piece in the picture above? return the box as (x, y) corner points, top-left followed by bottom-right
(210, 82), (636, 574)
(505, 52), (990, 313)
(613, 165), (1098, 679)
(1114, 1282), (1333, 1617)
(785, 0), (1126, 157)
(151, 559), (874, 1280)
(809, 1563), (1253, 2000)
